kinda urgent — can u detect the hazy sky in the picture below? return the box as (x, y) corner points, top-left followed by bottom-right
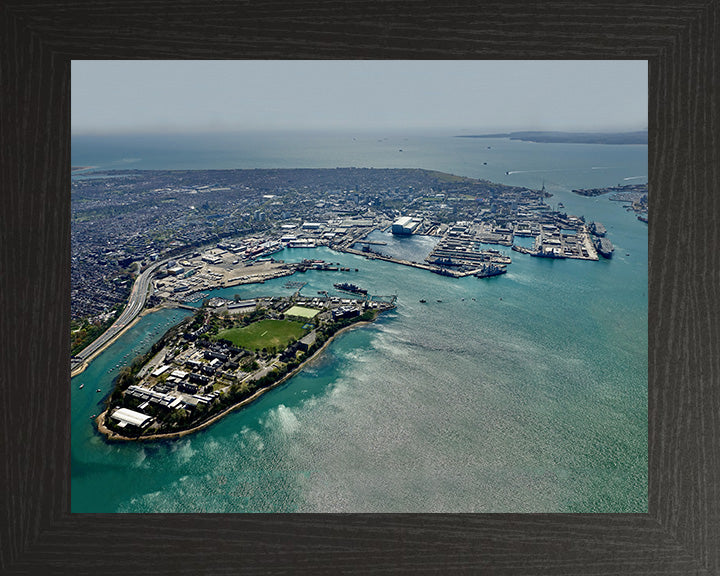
(72, 60), (647, 134)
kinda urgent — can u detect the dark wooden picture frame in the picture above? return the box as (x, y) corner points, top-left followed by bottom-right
(1, 1), (718, 574)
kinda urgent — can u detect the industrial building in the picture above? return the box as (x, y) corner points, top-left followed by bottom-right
(227, 299), (257, 313)
(110, 408), (153, 430)
(125, 385), (184, 409)
(301, 222), (325, 230)
(391, 216), (422, 235)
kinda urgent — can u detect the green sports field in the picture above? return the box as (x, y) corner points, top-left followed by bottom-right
(285, 305), (320, 319)
(215, 319), (307, 351)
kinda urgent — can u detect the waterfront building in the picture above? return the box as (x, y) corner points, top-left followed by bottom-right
(297, 331), (317, 352)
(110, 408), (153, 430)
(392, 216), (422, 235)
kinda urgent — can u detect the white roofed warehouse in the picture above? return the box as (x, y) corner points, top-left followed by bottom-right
(110, 408), (154, 429)
(391, 216), (422, 235)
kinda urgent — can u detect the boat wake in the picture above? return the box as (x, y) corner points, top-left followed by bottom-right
(505, 168), (570, 175)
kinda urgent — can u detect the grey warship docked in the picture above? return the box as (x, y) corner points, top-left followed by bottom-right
(594, 237), (614, 258)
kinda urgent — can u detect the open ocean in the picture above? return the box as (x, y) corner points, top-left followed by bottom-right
(71, 131), (647, 512)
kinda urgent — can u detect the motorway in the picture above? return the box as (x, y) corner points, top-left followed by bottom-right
(71, 260), (166, 370)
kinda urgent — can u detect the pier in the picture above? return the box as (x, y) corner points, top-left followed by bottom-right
(338, 246), (485, 278)
(339, 246), (439, 273)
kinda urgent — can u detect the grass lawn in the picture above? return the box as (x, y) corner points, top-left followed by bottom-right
(215, 319), (307, 351)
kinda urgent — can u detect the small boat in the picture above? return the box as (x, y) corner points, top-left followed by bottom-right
(419, 299), (427, 303)
(436, 299), (443, 303)
(79, 384), (84, 389)
(96, 388), (101, 393)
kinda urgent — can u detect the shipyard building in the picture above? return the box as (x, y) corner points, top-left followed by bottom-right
(392, 216), (422, 235)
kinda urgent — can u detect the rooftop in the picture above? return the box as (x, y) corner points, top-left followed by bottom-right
(111, 408), (153, 428)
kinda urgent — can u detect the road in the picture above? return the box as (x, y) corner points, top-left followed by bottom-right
(72, 260), (166, 369)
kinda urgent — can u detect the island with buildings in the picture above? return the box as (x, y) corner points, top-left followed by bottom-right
(71, 166), (636, 438)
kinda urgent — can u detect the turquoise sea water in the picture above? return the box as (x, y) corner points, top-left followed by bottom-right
(71, 132), (647, 512)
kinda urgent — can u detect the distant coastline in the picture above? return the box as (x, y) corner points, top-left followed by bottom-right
(456, 131), (648, 145)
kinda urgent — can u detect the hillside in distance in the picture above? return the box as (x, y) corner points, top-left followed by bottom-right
(457, 131), (648, 145)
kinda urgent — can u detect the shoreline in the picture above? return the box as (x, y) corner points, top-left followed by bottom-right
(95, 319), (375, 442)
(71, 262), (292, 378)
(220, 268), (295, 288)
(70, 304), (176, 378)
(71, 316), (142, 378)
(73, 237), (492, 380)
(73, 262), (325, 379)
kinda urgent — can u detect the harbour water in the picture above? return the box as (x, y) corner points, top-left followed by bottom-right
(71, 132), (647, 512)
